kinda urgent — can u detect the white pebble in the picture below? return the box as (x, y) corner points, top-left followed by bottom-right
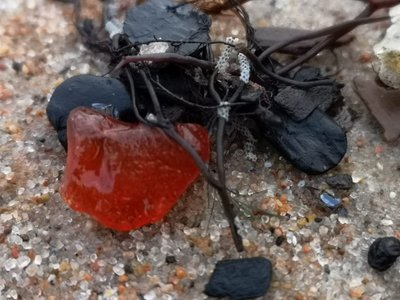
(1, 166), (12, 175)
(7, 289), (18, 300)
(381, 219), (393, 226)
(34, 255), (42, 265)
(144, 290), (157, 300)
(373, 5), (400, 88)
(4, 258), (17, 271)
(17, 256), (31, 269)
(25, 264), (37, 277)
(112, 264), (125, 276)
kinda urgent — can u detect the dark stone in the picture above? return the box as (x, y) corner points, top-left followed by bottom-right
(326, 174), (354, 190)
(324, 264), (331, 274)
(47, 75), (134, 149)
(124, 263), (134, 274)
(368, 237), (400, 271)
(123, 0), (211, 57)
(353, 74), (400, 142)
(12, 61), (22, 73)
(256, 107), (347, 174)
(205, 257), (272, 300)
(165, 255), (177, 264)
(275, 236), (285, 246)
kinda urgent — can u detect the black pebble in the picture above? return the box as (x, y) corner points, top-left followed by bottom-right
(204, 257), (272, 300)
(368, 237), (400, 271)
(276, 236), (285, 246)
(46, 75), (134, 149)
(165, 255), (177, 264)
(326, 174), (354, 190)
(12, 61), (22, 73)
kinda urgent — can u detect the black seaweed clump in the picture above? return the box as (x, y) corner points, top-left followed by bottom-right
(48, 0), (399, 252)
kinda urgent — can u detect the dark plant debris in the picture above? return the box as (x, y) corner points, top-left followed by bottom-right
(47, 0), (400, 253)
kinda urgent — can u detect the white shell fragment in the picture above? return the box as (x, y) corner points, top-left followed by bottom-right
(139, 42), (169, 55)
(373, 5), (400, 89)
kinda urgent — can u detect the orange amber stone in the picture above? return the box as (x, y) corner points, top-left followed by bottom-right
(60, 107), (210, 231)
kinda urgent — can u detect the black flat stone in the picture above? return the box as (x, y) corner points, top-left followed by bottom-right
(256, 107), (347, 174)
(47, 75), (133, 149)
(123, 0), (211, 57)
(204, 257), (272, 300)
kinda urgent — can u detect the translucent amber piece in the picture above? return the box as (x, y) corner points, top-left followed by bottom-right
(60, 107), (210, 231)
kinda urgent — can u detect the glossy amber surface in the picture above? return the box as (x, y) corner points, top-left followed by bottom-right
(60, 108), (210, 231)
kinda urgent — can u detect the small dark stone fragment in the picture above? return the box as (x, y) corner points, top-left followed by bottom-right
(326, 174), (353, 190)
(12, 61), (22, 73)
(124, 264), (133, 274)
(165, 255), (177, 264)
(276, 236), (285, 246)
(47, 75), (134, 149)
(368, 237), (400, 271)
(324, 264), (331, 274)
(205, 257), (272, 300)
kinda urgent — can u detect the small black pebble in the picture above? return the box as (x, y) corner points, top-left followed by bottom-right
(165, 255), (177, 264)
(124, 264), (133, 274)
(20, 234), (30, 242)
(324, 264), (330, 274)
(326, 174), (353, 190)
(12, 61), (22, 73)
(205, 257), (272, 300)
(315, 217), (323, 223)
(368, 237), (400, 271)
(276, 236), (285, 246)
